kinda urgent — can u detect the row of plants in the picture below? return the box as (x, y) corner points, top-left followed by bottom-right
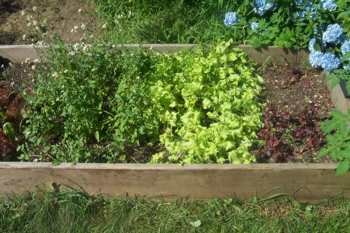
(0, 39), (348, 172)
(16, 41), (264, 164)
(0, 39), (344, 172)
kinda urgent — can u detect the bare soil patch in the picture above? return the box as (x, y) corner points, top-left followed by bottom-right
(0, 0), (99, 44)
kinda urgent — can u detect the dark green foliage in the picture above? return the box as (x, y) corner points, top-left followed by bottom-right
(110, 52), (161, 157)
(326, 69), (350, 88)
(20, 41), (161, 163)
(320, 110), (350, 175)
(337, 0), (350, 34)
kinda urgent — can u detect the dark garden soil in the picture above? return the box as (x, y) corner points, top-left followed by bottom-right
(254, 65), (333, 163)
(0, 0), (99, 44)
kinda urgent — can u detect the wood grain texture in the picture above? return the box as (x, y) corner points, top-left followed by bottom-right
(330, 84), (350, 113)
(0, 44), (308, 65)
(323, 72), (350, 113)
(0, 163), (348, 202)
(0, 45), (40, 62)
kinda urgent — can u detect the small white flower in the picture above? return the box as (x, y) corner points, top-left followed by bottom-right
(73, 43), (80, 51)
(74, 25), (79, 30)
(33, 59), (40, 63)
(52, 72), (58, 78)
(36, 41), (45, 46)
(31, 65), (36, 70)
(69, 51), (76, 56)
(33, 20), (38, 26)
(102, 23), (107, 29)
(78, 8), (82, 13)
(32, 6), (37, 12)
(24, 58), (31, 64)
(26, 22), (32, 27)
(21, 10), (25, 16)
(22, 34), (27, 40)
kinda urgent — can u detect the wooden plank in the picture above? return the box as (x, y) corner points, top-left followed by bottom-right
(238, 45), (308, 66)
(0, 162), (347, 202)
(323, 72), (350, 113)
(0, 44), (308, 65)
(0, 45), (40, 62)
(329, 84), (350, 113)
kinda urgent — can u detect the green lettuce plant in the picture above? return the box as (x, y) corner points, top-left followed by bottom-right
(150, 41), (264, 164)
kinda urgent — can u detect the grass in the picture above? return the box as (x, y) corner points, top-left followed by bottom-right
(1, 188), (350, 233)
(92, 0), (249, 44)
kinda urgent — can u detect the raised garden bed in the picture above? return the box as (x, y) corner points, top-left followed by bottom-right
(0, 44), (349, 202)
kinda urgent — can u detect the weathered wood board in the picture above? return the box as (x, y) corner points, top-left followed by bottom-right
(322, 72), (350, 113)
(0, 163), (348, 202)
(0, 44), (308, 65)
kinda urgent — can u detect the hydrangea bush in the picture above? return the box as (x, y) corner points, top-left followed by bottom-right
(95, 0), (349, 50)
(308, 22), (350, 72)
(220, 0), (349, 71)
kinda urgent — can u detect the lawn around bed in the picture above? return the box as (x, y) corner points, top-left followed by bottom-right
(0, 189), (350, 233)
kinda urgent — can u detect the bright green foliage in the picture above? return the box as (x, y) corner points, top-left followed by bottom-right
(150, 41), (264, 164)
(320, 110), (350, 175)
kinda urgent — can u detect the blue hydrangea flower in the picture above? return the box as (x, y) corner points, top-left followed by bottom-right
(224, 12), (238, 26)
(320, 52), (341, 71)
(308, 38), (316, 52)
(295, 0), (317, 19)
(250, 22), (259, 31)
(309, 51), (324, 68)
(320, 0), (337, 11)
(322, 24), (344, 44)
(341, 40), (350, 55)
(295, 0), (304, 5)
(253, 0), (275, 16)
